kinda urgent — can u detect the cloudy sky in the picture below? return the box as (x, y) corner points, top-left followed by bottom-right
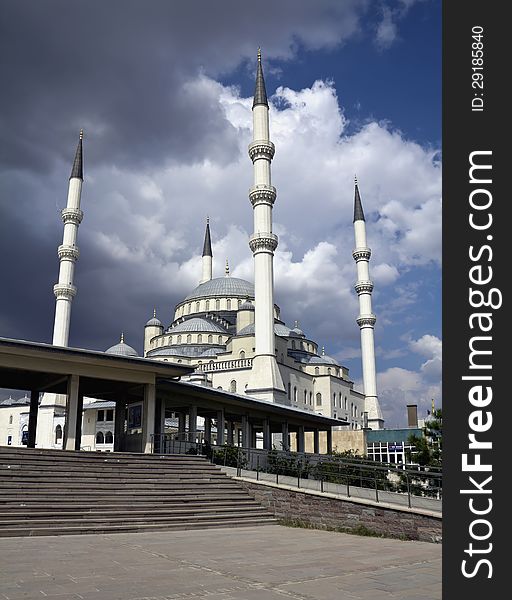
(0, 0), (441, 427)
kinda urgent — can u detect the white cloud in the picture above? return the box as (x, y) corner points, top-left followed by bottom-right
(375, 6), (398, 49)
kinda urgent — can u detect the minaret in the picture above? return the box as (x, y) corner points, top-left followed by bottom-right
(200, 217), (213, 284)
(37, 131), (85, 448)
(52, 130), (84, 347)
(352, 177), (384, 429)
(246, 49), (286, 402)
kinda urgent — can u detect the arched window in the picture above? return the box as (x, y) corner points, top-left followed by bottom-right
(186, 334), (192, 344)
(105, 431), (113, 444)
(188, 303), (192, 313)
(344, 396), (348, 410)
(238, 299), (242, 308)
(338, 392), (342, 407)
(309, 391), (313, 405)
(239, 350), (245, 359)
(215, 299), (220, 310)
(351, 403), (354, 417)
(177, 335), (182, 344)
(197, 334), (202, 344)
(327, 367), (331, 375)
(291, 340), (296, 349)
(96, 431), (104, 444)
(55, 424), (62, 443)
(333, 393), (336, 405)
(288, 382), (291, 400)
(205, 300), (210, 311)
(196, 301), (200, 312)
(218, 335), (222, 344)
(8, 415), (13, 425)
(316, 393), (322, 406)
(315, 367), (319, 376)
(208, 334), (213, 343)
(230, 380), (237, 393)
(227, 299), (231, 310)
(177, 359), (182, 363)
(304, 390), (307, 404)
(293, 387), (297, 402)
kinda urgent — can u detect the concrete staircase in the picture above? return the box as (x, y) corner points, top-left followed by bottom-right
(0, 446), (277, 537)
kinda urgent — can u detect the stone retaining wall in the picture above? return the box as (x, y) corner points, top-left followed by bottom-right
(239, 479), (442, 543)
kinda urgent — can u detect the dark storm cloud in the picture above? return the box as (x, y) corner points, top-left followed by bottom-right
(0, 0), (367, 174)
(0, 0), (369, 355)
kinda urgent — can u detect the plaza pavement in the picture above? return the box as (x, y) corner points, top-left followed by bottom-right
(0, 525), (441, 600)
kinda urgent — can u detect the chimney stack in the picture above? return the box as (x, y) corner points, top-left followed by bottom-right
(407, 404), (418, 428)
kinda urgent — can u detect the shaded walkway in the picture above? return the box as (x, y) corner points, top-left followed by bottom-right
(0, 525), (441, 600)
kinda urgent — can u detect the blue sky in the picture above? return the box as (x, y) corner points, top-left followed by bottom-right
(0, 0), (442, 426)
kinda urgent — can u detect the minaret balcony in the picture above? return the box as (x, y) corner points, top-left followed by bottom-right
(58, 245), (80, 261)
(249, 232), (278, 253)
(357, 314), (377, 328)
(61, 208), (84, 225)
(352, 247), (371, 261)
(249, 185), (277, 207)
(53, 283), (77, 300)
(248, 140), (275, 161)
(354, 280), (374, 294)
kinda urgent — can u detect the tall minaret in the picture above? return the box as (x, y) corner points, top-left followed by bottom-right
(352, 177), (384, 429)
(52, 130), (84, 347)
(200, 217), (213, 284)
(37, 131), (85, 448)
(246, 49), (286, 402)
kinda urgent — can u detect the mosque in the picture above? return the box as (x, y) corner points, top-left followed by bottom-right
(1, 51), (384, 450)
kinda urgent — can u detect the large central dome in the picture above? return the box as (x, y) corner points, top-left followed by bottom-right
(184, 277), (254, 302)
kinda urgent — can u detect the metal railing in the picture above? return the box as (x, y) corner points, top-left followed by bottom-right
(210, 445), (442, 510)
(149, 435), (442, 511)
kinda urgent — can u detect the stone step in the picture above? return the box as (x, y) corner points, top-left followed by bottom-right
(0, 517), (278, 537)
(0, 448), (273, 537)
(0, 502), (262, 517)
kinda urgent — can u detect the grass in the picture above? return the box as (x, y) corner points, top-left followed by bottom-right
(278, 517), (411, 540)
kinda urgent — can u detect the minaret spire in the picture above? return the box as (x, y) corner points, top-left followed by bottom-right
(253, 47), (269, 108)
(70, 129), (84, 180)
(352, 178), (384, 429)
(246, 49), (286, 402)
(52, 130), (84, 346)
(199, 217), (213, 284)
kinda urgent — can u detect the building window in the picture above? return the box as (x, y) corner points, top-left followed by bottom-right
(315, 367), (319, 375)
(218, 335), (222, 344)
(316, 393), (322, 406)
(333, 392), (336, 406)
(8, 415), (13, 425)
(96, 431), (104, 444)
(188, 303), (192, 313)
(55, 424), (62, 443)
(106, 409), (113, 422)
(239, 350), (245, 359)
(338, 392), (342, 407)
(197, 334), (202, 344)
(186, 334), (192, 344)
(208, 334), (213, 343)
(230, 380), (237, 393)
(215, 299), (220, 310)
(7, 435), (12, 446)
(344, 396), (348, 410)
(97, 410), (104, 422)
(309, 391), (313, 405)
(227, 299), (231, 310)
(304, 390), (307, 404)
(238, 299), (242, 308)
(105, 431), (113, 444)
(291, 340), (296, 349)
(327, 367), (331, 375)
(196, 301), (200, 312)
(288, 382), (291, 400)
(294, 387), (297, 402)
(177, 335), (182, 344)
(206, 300), (210, 311)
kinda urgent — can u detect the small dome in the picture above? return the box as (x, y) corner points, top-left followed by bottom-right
(238, 322), (291, 337)
(290, 320), (305, 338)
(145, 309), (163, 328)
(184, 276), (254, 302)
(169, 317), (228, 334)
(106, 334), (138, 357)
(308, 353), (339, 366)
(239, 299), (255, 311)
